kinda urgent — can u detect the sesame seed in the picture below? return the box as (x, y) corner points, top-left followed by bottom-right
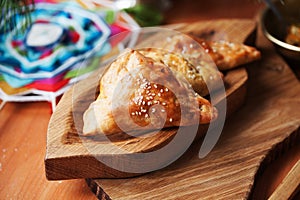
(154, 84), (158, 88)
(160, 89), (164, 93)
(131, 112), (135, 116)
(169, 118), (173, 122)
(162, 102), (166, 106)
(145, 114), (149, 118)
(147, 101), (152, 106)
(158, 93), (161, 97)
(165, 88), (169, 92)
(139, 74), (143, 79)
(152, 108), (156, 113)
(161, 109), (165, 113)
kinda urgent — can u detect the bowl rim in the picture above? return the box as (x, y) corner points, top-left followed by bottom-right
(261, 7), (300, 52)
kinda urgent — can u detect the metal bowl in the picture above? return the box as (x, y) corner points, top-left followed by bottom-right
(261, 0), (300, 61)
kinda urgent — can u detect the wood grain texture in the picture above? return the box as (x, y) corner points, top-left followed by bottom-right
(250, 133), (300, 199)
(268, 159), (300, 200)
(45, 19), (253, 180)
(85, 21), (300, 199)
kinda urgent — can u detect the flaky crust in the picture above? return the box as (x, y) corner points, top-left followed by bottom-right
(153, 34), (261, 71)
(139, 48), (223, 97)
(83, 50), (217, 135)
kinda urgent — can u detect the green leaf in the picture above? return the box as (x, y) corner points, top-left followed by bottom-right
(124, 4), (163, 27)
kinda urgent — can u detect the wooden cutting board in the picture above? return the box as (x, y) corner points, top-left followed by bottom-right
(45, 19), (254, 180)
(45, 19), (300, 198)
(84, 20), (300, 199)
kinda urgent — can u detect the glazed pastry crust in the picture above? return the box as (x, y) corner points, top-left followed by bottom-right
(83, 34), (261, 136)
(83, 50), (217, 135)
(139, 48), (223, 97)
(205, 39), (261, 70)
(153, 34), (261, 71)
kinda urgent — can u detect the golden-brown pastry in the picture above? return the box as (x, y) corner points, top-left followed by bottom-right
(138, 48), (223, 97)
(205, 39), (261, 70)
(154, 34), (261, 71)
(83, 49), (217, 135)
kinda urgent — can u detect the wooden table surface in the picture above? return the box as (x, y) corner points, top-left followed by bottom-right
(0, 0), (299, 199)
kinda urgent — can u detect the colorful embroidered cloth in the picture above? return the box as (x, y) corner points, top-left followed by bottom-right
(0, 0), (139, 111)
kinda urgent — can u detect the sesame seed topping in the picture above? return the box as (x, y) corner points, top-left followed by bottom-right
(169, 118), (173, 122)
(162, 102), (166, 106)
(161, 109), (165, 113)
(154, 84), (158, 88)
(165, 88), (169, 92)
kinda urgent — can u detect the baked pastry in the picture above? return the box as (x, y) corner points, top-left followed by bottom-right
(153, 34), (261, 71)
(83, 49), (217, 135)
(138, 48), (223, 97)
